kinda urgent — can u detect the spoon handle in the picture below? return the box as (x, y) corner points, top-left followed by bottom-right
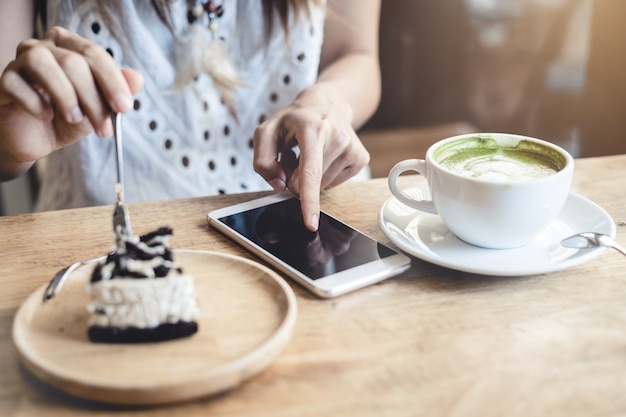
(610, 241), (626, 256)
(599, 234), (626, 256)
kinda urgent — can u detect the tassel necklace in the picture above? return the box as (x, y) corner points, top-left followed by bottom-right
(167, 0), (242, 115)
(187, 0), (224, 30)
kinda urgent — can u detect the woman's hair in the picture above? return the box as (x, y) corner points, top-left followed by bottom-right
(35, 1), (318, 38)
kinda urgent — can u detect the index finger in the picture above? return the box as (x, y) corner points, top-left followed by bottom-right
(293, 127), (324, 232)
(45, 27), (133, 113)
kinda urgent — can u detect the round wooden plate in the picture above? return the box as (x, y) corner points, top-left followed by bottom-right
(12, 250), (297, 405)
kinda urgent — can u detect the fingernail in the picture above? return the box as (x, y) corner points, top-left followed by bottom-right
(98, 118), (113, 137)
(67, 106), (84, 124)
(112, 93), (133, 112)
(308, 213), (319, 231)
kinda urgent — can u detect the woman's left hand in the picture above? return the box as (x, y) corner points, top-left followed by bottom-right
(253, 82), (370, 232)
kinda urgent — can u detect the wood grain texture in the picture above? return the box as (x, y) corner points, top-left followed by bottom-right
(2, 154), (626, 416)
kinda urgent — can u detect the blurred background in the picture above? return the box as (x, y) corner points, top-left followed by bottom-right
(1, 0), (624, 215)
(359, 0), (626, 177)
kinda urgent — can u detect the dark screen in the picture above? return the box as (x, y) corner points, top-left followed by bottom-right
(217, 198), (397, 280)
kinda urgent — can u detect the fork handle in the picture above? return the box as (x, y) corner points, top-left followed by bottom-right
(111, 112), (124, 202)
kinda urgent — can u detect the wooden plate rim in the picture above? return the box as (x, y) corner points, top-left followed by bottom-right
(12, 249), (298, 405)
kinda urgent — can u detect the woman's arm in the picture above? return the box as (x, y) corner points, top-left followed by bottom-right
(253, 0), (381, 230)
(318, 0), (382, 129)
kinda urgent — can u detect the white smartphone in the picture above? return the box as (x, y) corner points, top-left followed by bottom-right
(207, 191), (412, 298)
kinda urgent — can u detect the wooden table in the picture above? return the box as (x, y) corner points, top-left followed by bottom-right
(2, 154), (626, 417)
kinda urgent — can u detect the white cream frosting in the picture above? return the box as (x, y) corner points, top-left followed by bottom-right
(87, 272), (199, 329)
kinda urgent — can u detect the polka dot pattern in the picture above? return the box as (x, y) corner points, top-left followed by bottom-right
(36, 1), (326, 211)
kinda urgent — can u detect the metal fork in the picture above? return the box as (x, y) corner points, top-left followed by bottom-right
(112, 112), (132, 243)
(43, 113), (131, 302)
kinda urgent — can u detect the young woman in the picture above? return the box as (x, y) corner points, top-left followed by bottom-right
(0, 0), (381, 231)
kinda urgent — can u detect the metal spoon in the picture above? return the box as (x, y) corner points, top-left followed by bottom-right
(560, 232), (626, 256)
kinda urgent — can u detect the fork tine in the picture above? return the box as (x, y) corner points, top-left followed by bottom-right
(113, 202), (132, 236)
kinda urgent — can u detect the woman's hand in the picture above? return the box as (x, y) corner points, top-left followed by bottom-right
(0, 26), (143, 180)
(253, 83), (370, 231)
(253, 0), (380, 232)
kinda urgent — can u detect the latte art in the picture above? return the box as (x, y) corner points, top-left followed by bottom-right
(441, 152), (559, 181)
(435, 136), (564, 182)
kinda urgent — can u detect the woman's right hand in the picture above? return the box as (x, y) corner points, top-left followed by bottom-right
(0, 26), (143, 180)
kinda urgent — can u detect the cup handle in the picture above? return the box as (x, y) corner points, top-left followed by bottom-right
(388, 159), (438, 214)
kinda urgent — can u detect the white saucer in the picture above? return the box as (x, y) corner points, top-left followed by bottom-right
(378, 182), (616, 276)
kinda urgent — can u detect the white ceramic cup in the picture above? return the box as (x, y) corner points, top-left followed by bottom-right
(388, 133), (574, 249)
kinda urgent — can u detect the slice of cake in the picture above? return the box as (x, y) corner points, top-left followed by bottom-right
(86, 227), (199, 343)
